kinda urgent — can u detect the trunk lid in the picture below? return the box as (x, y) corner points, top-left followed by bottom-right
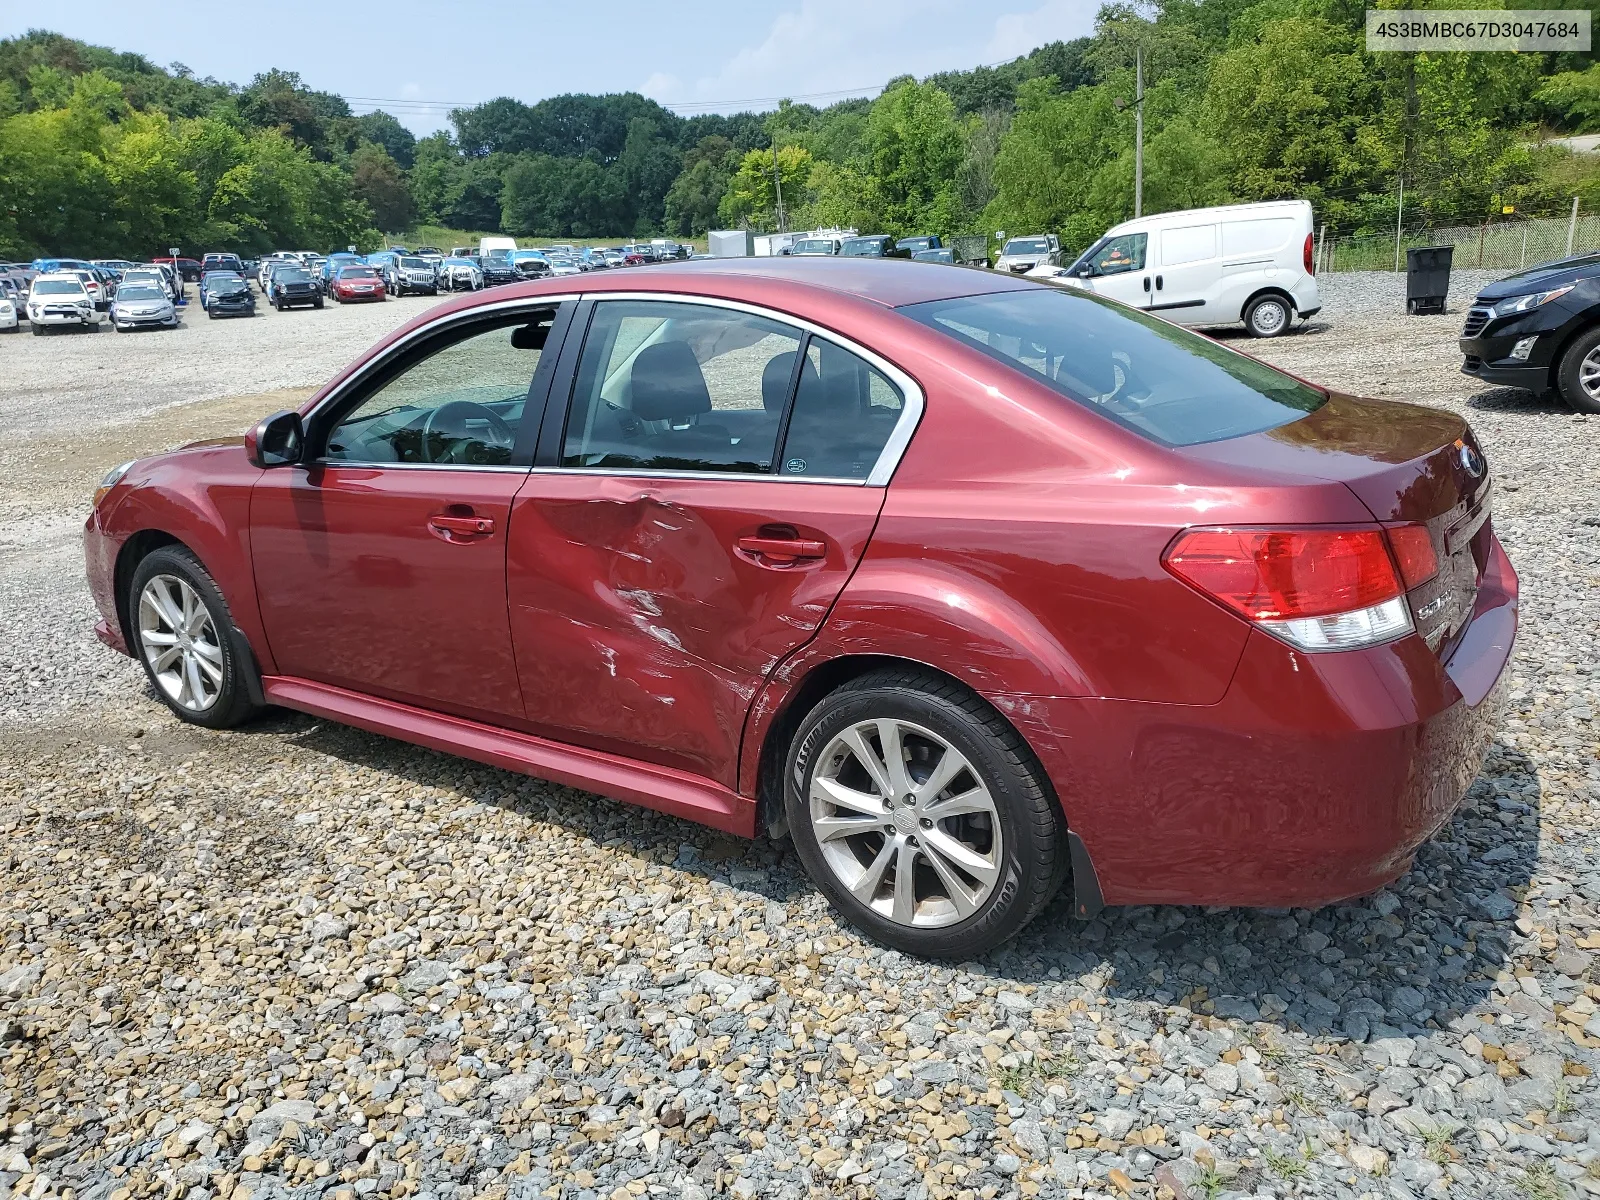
(1184, 392), (1494, 654)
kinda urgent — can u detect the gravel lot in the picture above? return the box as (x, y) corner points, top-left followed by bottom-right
(1, 271), (1598, 1200)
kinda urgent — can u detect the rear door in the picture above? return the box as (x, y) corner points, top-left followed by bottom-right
(1153, 222), (1221, 323)
(506, 296), (918, 787)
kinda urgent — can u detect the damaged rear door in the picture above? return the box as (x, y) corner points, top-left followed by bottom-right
(505, 296), (917, 788)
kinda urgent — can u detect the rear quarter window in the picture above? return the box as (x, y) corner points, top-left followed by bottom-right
(900, 286), (1326, 448)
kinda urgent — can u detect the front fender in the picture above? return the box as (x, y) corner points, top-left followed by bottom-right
(95, 448), (273, 673)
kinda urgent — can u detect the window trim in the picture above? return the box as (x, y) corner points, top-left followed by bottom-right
(303, 294), (580, 471)
(540, 291), (923, 487)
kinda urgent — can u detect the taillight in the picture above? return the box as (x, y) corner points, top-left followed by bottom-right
(1384, 523), (1439, 589)
(1163, 526), (1412, 651)
(1303, 232), (1315, 275)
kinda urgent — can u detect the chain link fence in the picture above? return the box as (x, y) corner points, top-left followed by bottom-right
(1320, 212), (1600, 273)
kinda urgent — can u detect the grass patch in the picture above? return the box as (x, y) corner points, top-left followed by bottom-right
(992, 1048), (1080, 1096)
(1415, 1123), (1458, 1165)
(1552, 1081), (1575, 1116)
(1281, 1086), (1320, 1116)
(1520, 1161), (1564, 1200)
(1263, 1145), (1310, 1180)
(1192, 1164), (1228, 1200)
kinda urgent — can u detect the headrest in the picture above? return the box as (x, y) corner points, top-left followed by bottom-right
(510, 321), (549, 351)
(761, 350), (819, 412)
(631, 342), (711, 422)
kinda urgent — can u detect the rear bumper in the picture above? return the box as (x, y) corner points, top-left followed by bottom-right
(1001, 536), (1517, 908)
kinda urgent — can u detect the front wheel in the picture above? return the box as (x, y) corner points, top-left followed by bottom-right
(1244, 294), (1292, 338)
(314, 298), (324, 309)
(129, 546), (261, 729)
(785, 668), (1064, 958)
(1556, 325), (1600, 414)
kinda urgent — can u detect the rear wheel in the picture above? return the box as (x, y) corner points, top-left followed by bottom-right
(1556, 325), (1600, 414)
(1244, 293), (1292, 338)
(129, 546), (261, 729)
(785, 668), (1064, 958)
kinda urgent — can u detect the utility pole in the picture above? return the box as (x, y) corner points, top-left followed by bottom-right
(1134, 45), (1144, 219)
(1567, 195), (1579, 257)
(772, 141), (787, 235)
(1394, 177), (1404, 272)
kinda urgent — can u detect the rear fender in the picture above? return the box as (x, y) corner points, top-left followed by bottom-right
(737, 560), (1091, 798)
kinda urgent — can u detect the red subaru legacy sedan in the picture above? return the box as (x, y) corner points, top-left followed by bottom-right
(84, 260), (1516, 958)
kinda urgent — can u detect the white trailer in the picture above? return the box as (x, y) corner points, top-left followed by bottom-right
(709, 230), (754, 257)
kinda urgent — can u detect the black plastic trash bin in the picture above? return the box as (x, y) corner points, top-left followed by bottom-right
(1406, 246), (1452, 315)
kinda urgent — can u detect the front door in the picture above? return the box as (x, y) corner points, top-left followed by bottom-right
(507, 298), (914, 787)
(1083, 231), (1151, 310)
(251, 307), (564, 724)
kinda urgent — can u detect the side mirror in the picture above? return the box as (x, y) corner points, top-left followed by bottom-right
(246, 410), (304, 468)
(1075, 263), (1094, 278)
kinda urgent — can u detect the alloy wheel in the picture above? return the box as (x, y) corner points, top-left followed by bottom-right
(137, 574), (223, 712)
(1579, 346), (1600, 401)
(808, 718), (1002, 928)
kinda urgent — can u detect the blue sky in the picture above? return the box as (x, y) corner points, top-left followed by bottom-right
(2, 0), (1098, 133)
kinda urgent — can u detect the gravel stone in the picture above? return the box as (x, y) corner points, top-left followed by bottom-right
(2, 271), (1598, 1199)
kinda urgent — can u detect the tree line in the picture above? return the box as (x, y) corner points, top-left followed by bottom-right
(3, 3), (1599, 262)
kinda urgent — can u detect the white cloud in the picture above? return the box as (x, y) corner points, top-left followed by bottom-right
(639, 0), (1100, 115)
(644, 0), (966, 110)
(985, 0), (1099, 62)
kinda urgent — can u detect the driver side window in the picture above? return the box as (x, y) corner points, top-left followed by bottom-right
(326, 314), (553, 466)
(1091, 232), (1147, 276)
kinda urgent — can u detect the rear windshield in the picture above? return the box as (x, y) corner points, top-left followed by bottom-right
(900, 287), (1327, 447)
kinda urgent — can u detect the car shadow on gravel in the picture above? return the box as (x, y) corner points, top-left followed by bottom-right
(255, 703), (1541, 1042)
(982, 742), (1543, 1041)
(1465, 384), (1574, 416)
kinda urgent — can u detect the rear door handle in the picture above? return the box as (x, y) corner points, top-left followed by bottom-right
(428, 513), (495, 541)
(737, 535), (826, 561)
(1155, 274), (1163, 289)
(1142, 276), (1151, 292)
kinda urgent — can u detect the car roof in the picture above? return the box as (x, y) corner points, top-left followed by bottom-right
(567, 256), (1038, 309)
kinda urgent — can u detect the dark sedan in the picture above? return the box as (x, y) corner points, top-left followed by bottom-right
(1459, 254), (1600, 413)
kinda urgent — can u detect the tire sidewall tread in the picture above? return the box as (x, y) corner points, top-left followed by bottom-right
(784, 668), (1063, 959)
(128, 546), (260, 729)
(1557, 326), (1600, 414)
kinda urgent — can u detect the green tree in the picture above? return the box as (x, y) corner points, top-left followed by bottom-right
(719, 144), (813, 229)
(863, 80), (965, 234)
(350, 144), (413, 232)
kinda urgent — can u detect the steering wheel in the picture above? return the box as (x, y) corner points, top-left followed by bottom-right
(420, 400), (515, 463)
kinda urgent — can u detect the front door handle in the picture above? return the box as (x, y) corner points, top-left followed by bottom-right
(428, 512), (495, 542)
(737, 534), (826, 562)
(1155, 274), (1164, 289)
(1142, 276), (1151, 292)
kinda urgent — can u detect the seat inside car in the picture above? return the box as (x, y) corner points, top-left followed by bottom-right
(629, 341), (735, 459)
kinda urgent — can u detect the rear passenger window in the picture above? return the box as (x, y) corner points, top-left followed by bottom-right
(779, 340), (904, 480)
(563, 300), (802, 474)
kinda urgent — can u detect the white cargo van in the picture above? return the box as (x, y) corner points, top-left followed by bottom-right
(478, 236), (518, 258)
(1054, 200), (1320, 338)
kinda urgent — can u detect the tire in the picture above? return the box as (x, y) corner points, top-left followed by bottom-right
(784, 668), (1064, 958)
(208, 309), (217, 319)
(1556, 325), (1600, 414)
(1244, 293), (1293, 338)
(31, 323), (43, 335)
(273, 298), (282, 311)
(314, 298), (324, 309)
(128, 545), (262, 730)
